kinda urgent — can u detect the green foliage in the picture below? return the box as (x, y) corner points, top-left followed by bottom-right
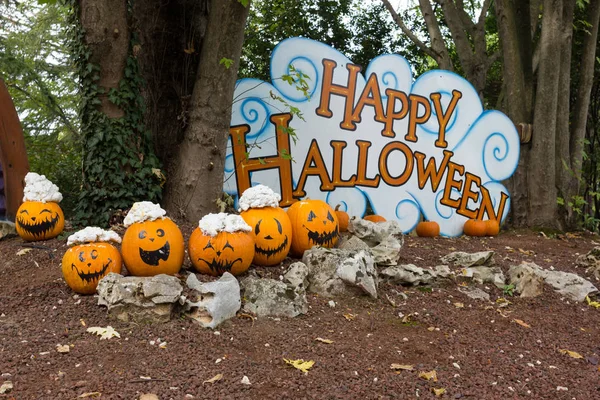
(0, 1), (80, 215)
(65, 0), (162, 227)
(502, 284), (515, 297)
(220, 57), (234, 69)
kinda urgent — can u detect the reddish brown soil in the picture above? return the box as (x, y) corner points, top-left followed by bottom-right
(1, 227), (600, 400)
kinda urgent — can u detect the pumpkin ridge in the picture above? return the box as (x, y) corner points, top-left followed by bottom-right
(138, 241), (171, 266)
(70, 259), (112, 283)
(255, 235), (289, 258)
(16, 213), (60, 237)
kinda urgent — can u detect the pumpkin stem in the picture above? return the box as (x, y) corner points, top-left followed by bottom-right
(335, 204), (341, 211)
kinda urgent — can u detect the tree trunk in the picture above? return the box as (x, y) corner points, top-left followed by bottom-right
(528, 0), (563, 228)
(164, 0), (250, 222)
(79, 0), (129, 118)
(133, 0), (209, 168)
(495, 0), (534, 227)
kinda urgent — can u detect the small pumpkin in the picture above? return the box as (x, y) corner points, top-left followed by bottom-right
(485, 219), (500, 236)
(416, 221), (440, 237)
(189, 213), (255, 276)
(334, 205), (349, 232)
(287, 199), (339, 256)
(463, 219), (487, 237)
(16, 201), (64, 241)
(62, 227), (122, 294)
(121, 202), (184, 277)
(363, 214), (386, 223)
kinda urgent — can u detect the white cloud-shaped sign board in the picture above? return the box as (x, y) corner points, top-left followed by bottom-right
(225, 37), (519, 237)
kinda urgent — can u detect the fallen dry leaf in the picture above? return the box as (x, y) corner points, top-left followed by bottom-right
(432, 387), (446, 396)
(513, 319), (531, 328)
(343, 313), (357, 321)
(586, 296), (600, 309)
(518, 248), (535, 256)
(418, 370), (438, 382)
(56, 344), (70, 353)
(78, 392), (101, 398)
(16, 248), (32, 256)
(427, 326), (436, 331)
(390, 364), (414, 371)
(559, 349), (583, 359)
(87, 326), (120, 340)
(454, 302), (464, 309)
(284, 358), (315, 374)
(315, 337), (333, 344)
(401, 313), (414, 323)
(203, 374), (223, 384)
(80, 319), (86, 327)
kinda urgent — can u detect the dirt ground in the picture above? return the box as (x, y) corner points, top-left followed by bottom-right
(1, 225), (599, 400)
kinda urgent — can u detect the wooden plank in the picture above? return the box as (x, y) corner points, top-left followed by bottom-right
(0, 78), (30, 221)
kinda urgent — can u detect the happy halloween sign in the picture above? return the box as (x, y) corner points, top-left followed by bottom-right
(225, 37), (520, 237)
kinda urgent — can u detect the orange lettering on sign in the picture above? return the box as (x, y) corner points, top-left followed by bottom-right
(350, 74), (386, 128)
(379, 142), (413, 186)
(330, 141), (357, 187)
(457, 172), (481, 219)
(355, 140), (380, 187)
(440, 161), (465, 209)
(382, 88), (409, 138)
(477, 187), (509, 221)
(405, 94), (431, 143)
(414, 150), (453, 192)
(431, 90), (462, 148)
(229, 113), (295, 207)
(316, 59), (362, 130)
(293, 139), (334, 198)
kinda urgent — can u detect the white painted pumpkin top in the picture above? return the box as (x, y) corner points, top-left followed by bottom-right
(199, 212), (251, 237)
(22, 172), (63, 203)
(123, 201), (166, 227)
(238, 184), (281, 211)
(67, 226), (122, 246)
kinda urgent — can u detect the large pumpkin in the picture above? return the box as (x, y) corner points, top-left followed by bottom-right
(485, 219), (500, 236)
(62, 243), (122, 294)
(416, 221), (440, 237)
(189, 229), (255, 276)
(463, 219), (487, 237)
(364, 215), (386, 223)
(15, 201), (64, 241)
(240, 207), (292, 266)
(287, 199), (339, 256)
(122, 218), (184, 276)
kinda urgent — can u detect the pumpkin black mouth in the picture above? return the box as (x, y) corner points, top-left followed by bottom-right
(139, 241), (170, 266)
(16, 213), (60, 237)
(255, 235), (289, 258)
(198, 257), (242, 274)
(304, 225), (339, 247)
(71, 259), (112, 283)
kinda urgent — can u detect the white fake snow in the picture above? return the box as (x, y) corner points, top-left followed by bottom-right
(238, 184), (280, 211)
(199, 213), (251, 237)
(123, 201), (166, 227)
(22, 172), (63, 203)
(67, 226), (121, 246)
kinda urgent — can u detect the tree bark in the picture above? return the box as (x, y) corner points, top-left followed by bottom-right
(528, 0), (563, 228)
(418, 0), (454, 70)
(79, 0), (129, 118)
(163, 0), (250, 222)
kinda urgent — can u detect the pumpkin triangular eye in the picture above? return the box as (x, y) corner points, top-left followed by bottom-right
(203, 241), (214, 251)
(275, 218), (282, 234)
(223, 241), (234, 251)
(327, 211), (334, 222)
(255, 219), (262, 235)
(307, 211), (316, 222)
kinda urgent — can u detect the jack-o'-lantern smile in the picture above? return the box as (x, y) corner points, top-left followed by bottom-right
(16, 208), (60, 238)
(139, 241), (171, 266)
(71, 258), (112, 283)
(253, 218), (289, 258)
(304, 210), (338, 246)
(255, 234), (289, 258)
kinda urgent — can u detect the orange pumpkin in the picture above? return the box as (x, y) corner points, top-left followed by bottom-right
(485, 219), (500, 236)
(62, 243), (122, 294)
(334, 205), (349, 232)
(15, 201), (64, 241)
(240, 206), (292, 266)
(122, 218), (184, 276)
(189, 229), (255, 276)
(463, 219), (487, 237)
(287, 199), (339, 256)
(416, 221), (440, 237)
(364, 214), (386, 223)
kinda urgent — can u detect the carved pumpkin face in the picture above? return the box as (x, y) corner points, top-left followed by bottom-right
(122, 218), (184, 276)
(240, 207), (292, 266)
(287, 199), (339, 256)
(62, 243), (122, 294)
(188, 229), (254, 276)
(15, 201), (64, 241)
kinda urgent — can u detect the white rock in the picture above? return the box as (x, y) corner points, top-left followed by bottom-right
(240, 376), (251, 385)
(441, 251), (495, 268)
(240, 276), (308, 317)
(328, 300), (336, 308)
(347, 218), (403, 246)
(0, 221), (16, 241)
(185, 272), (241, 328)
(283, 262), (309, 289)
(462, 265), (506, 289)
(0, 381), (13, 394)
